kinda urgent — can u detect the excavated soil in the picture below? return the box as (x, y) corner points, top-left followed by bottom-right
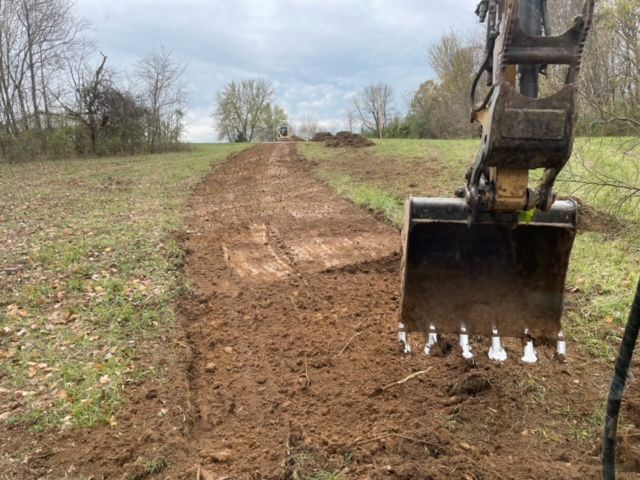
(3, 143), (640, 479)
(324, 132), (374, 148)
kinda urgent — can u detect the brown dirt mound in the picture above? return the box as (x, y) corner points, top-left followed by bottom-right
(579, 204), (626, 235)
(311, 131), (334, 142)
(325, 131), (374, 148)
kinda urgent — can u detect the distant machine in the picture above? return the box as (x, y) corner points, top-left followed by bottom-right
(277, 124), (292, 141)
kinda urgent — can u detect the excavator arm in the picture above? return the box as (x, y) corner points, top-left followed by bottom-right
(468, 0), (594, 213)
(398, 0), (595, 363)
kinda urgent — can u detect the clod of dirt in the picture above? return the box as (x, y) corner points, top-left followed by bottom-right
(208, 449), (232, 463)
(324, 131), (374, 148)
(448, 371), (492, 397)
(204, 363), (217, 373)
(198, 467), (217, 480)
(578, 203), (625, 235)
(430, 338), (455, 358)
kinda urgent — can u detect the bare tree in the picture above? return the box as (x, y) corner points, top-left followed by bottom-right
(353, 83), (393, 139)
(214, 79), (274, 142)
(0, 0), (83, 138)
(297, 114), (319, 140)
(255, 102), (288, 141)
(136, 47), (187, 151)
(345, 109), (357, 133)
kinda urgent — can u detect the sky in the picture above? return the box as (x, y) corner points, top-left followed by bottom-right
(75, 0), (479, 142)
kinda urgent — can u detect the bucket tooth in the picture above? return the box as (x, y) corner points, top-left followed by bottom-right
(459, 324), (474, 362)
(424, 324), (438, 356)
(398, 322), (411, 354)
(488, 327), (508, 362)
(521, 330), (538, 364)
(555, 331), (567, 362)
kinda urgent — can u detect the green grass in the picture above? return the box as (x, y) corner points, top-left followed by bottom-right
(0, 143), (249, 430)
(300, 137), (640, 361)
(320, 172), (404, 225)
(140, 456), (168, 475)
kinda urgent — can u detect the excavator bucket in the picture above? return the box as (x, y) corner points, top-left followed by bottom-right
(399, 197), (577, 350)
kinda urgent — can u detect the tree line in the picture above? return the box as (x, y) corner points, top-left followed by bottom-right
(0, 0), (187, 162)
(356, 0), (640, 140)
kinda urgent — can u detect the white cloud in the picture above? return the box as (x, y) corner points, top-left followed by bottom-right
(75, 0), (479, 142)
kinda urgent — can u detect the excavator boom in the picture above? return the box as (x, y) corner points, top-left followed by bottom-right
(399, 0), (595, 362)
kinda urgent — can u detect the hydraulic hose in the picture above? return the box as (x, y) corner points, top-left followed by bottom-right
(603, 278), (640, 480)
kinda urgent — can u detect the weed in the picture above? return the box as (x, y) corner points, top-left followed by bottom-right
(140, 456), (168, 474)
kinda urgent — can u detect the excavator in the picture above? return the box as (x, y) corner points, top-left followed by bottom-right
(277, 124), (292, 141)
(399, 0), (595, 363)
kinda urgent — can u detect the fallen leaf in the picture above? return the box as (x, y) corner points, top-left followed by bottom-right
(99, 375), (111, 385)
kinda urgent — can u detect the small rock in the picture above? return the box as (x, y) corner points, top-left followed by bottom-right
(0, 411), (11, 422)
(223, 347), (233, 355)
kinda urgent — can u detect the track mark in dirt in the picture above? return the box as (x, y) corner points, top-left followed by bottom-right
(188, 144), (397, 294)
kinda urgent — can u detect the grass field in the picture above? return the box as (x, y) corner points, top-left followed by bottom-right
(1, 138), (638, 434)
(300, 138), (640, 361)
(0, 144), (248, 430)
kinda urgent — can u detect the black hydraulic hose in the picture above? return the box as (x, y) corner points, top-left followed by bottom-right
(603, 278), (640, 480)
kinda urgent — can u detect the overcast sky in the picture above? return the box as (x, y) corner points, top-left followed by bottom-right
(75, 0), (479, 142)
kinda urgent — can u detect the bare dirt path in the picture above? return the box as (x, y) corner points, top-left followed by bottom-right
(3, 142), (635, 479)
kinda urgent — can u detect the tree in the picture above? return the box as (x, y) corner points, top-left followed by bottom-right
(255, 103), (288, 141)
(214, 79), (274, 142)
(407, 31), (480, 139)
(353, 83), (393, 139)
(0, 0), (83, 139)
(58, 51), (146, 155)
(345, 109), (357, 133)
(297, 114), (319, 140)
(136, 47), (187, 151)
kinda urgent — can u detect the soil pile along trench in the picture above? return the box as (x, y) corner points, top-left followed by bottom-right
(175, 143), (609, 478)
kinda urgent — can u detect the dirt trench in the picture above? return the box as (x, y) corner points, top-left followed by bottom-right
(4, 143), (637, 479)
(169, 143), (614, 479)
